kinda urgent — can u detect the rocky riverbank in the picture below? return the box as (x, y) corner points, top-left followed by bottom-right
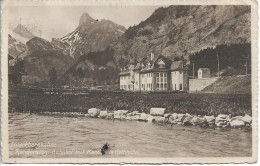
(39, 107), (252, 131)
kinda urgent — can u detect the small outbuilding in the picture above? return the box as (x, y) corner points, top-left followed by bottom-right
(198, 68), (210, 79)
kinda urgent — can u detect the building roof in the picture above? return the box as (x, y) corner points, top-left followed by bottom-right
(198, 68), (210, 71)
(119, 54), (188, 76)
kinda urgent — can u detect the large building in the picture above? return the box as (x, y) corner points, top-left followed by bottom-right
(119, 53), (189, 92)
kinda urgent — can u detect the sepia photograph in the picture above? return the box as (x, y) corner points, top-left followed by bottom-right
(1, 0), (258, 164)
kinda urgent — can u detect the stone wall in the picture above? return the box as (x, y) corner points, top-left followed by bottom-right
(41, 108), (252, 131)
(189, 77), (218, 91)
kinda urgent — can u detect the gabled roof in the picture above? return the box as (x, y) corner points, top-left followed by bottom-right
(170, 61), (187, 71)
(153, 55), (172, 66)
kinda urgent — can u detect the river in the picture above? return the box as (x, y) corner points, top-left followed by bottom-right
(9, 112), (252, 158)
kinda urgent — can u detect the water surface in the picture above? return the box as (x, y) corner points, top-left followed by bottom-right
(9, 112), (252, 158)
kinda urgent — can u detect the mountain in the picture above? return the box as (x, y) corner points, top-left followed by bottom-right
(22, 37), (75, 84)
(61, 47), (118, 87)
(52, 13), (126, 59)
(8, 34), (27, 58)
(109, 5), (250, 67)
(12, 24), (35, 43)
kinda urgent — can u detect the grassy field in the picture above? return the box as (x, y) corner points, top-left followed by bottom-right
(9, 92), (251, 116)
(202, 75), (251, 94)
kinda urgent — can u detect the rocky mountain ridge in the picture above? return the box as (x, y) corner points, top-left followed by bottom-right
(109, 5), (250, 67)
(51, 13), (126, 59)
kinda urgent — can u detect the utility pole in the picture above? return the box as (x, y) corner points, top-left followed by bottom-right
(193, 62), (195, 79)
(216, 52), (220, 77)
(245, 56), (248, 75)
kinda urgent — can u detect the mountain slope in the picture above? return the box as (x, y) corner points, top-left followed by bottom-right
(8, 34), (27, 58)
(109, 5), (250, 67)
(61, 47), (118, 86)
(12, 24), (35, 43)
(202, 75), (251, 94)
(22, 37), (75, 84)
(52, 13), (126, 59)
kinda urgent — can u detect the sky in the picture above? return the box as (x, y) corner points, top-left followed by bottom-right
(8, 6), (161, 40)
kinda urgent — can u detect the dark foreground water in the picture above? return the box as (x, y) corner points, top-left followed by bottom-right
(9, 112), (252, 158)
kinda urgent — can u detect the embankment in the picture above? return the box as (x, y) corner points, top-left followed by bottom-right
(202, 75), (251, 94)
(38, 108), (252, 131)
(9, 92), (251, 116)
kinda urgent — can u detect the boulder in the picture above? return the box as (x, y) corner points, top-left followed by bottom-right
(215, 114), (230, 127)
(177, 114), (185, 121)
(150, 108), (165, 116)
(191, 116), (205, 126)
(164, 113), (171, 118)
(241, 114), (252, 124)
(183, 114), (193, 126)
(131, 114), (141, 121)
(125, 115), (132, 120)
(204, 115), (215, 126)
(139, 113), (148, 121)
(85, 113), (91, 117)
(171, 113), (178, 120)
(99, 110), (108, 118)
(147, 115), (155, 122)
(154, 116), (166, 123)
(230, 119), (245, 127)
(117, 110), (129, 114)
(114, 110), (128, 120)
(88, 108), (100, 117)
(132, 111), (139, 115)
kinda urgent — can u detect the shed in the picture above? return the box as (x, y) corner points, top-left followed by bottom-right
(198, 68), (211, 79)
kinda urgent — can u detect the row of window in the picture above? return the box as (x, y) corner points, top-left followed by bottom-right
(122, 71), (183, 80)
(141, 73), (153, 78)
(156, 72), (167, 77)
(121, 76), (130, 80)
(121, 84), (185, 91)
(156, 77), (167, 83)
(142, 83), (153, 89)
(120, 85), (134, 89)
(171, 84), (183, 90)
(156, 83), (167, 88)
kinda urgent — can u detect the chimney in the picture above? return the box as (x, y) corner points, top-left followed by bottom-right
(150, 52), (154, 60)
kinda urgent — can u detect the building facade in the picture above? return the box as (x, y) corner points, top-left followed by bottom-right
(198, 68), (211, 79)
(119, 53), (189, 92)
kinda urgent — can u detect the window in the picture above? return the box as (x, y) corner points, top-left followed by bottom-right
(156, 73), (159, 77)
(160, 73), (163, 77)
(175, 84), (176, 90)
(159, 64), (165, 68)
(161, 78), (163, 82)
(164, 78), (167, 82)
(124, 85), (126, 89)
(160, 83), (163, 88)
(164, 83), (167, 88)
(179, 84), (182, 90)
(156, 78), (159, 82)
(157, 83), (159, 88)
